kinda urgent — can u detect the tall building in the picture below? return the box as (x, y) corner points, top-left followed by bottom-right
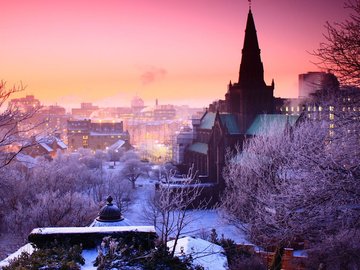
(183, 8), (293, 190)
(298, 71), (339, 98)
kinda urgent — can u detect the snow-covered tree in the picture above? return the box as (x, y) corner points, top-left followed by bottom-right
(0, 151), (106, 235)
(120, 150), (151, 189)
(221, 98), (360, 267)
(6, 191), (98, 234)
(0, 81), (41, 169)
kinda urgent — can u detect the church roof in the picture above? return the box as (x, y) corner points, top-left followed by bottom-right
(199, 112), (216, 130)
(219, 114), (241, 134)
(246, 114), (299, 136)
(187, 142), (208, 155)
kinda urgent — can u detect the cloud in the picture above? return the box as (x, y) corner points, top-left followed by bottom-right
(140, 66), (167, 85)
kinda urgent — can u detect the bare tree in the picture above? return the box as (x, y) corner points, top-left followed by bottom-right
(150, 162), (177, 182)
(0, 81), (41, 169)
(144, 165), (210, 257)
(106, 171), (133, 213)
(120, 150), (151, 189)
(312, 0), (360, 86)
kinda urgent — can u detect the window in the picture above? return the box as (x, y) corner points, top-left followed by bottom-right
(329, 113), (334, 120)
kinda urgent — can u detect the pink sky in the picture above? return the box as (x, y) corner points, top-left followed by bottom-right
(0, 0), (351, 108)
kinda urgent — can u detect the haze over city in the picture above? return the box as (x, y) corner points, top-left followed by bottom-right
(1, 0), (351, 108)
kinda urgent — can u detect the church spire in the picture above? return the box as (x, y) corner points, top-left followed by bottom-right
(238, 8), (265, 87)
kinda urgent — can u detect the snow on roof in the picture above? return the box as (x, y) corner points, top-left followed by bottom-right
(160, 182), (215, 188)
(89, 132), (124, 136)
(30, 226), (155, 235)
(167, 236), (228, 270)
(39, 142), (53, 152)
(15, 153), (37, 168)
(89, 218), (132, 227)
(108, 139), (125, 151)
(55, 138), (67, 149)
(0, 243), (34, 268)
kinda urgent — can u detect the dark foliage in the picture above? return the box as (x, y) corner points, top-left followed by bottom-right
(209, 229), (265, 270)
(3, 241), (84, 270)
(95, 237), (203, 270)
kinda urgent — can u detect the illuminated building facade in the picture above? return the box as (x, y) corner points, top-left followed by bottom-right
(67, 119), (130, 151)
(9, 95), (41, 113)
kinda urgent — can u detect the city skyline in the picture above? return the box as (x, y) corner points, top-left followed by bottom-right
(1, 0), (351, 108)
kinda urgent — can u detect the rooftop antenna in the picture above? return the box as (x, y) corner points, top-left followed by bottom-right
(248, 0), (252, 10)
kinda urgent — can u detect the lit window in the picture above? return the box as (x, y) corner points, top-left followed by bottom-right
(329, 113), (334, 120)
(319, 106), (322, 112)
(307, 106), (311, 112)
(329, 106), (334, 111)
(330, 124), (334, 129)
(291, 107), (294, 112)
(285, 107), (288, 112)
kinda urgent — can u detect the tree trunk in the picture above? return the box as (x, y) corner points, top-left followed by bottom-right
(270, 246), (284, 270)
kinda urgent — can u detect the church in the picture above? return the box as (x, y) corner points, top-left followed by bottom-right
(183, 7), (293, 190)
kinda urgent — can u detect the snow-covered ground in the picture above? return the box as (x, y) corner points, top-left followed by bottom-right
(106, 162), (249, 243)
(168, 236), (228, 270)
(124, 176), (250, 244)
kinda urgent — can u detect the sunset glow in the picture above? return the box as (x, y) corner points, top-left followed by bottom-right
(0, 0), (350, 108)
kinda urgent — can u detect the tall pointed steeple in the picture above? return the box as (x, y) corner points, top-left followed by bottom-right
(238, 9), (265, 87)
